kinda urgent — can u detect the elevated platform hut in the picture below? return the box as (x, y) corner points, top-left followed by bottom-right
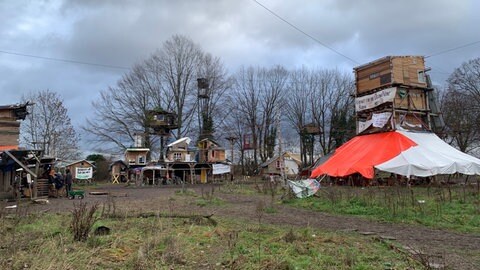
(196, 138), (228, 183)
(353, 55), (443, 134)
(0, 103), (45, 199)
(110, 160), (128, 183)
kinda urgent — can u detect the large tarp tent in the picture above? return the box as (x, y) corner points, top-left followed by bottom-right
(310, 130), (480, 179)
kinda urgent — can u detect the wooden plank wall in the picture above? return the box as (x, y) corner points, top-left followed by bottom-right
(391, 57), (428, 88)
(393, 88), (428, 111)
(355, 56), (428, 94)
(0, 120), (20, 146)
(356, 58), (392, 94)
(0, 110), (15, 119)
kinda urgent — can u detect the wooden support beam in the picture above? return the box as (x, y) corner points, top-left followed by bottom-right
(4, 150), (37, 178)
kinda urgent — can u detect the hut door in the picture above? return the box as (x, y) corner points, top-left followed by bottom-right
(200, 169), (207, 183)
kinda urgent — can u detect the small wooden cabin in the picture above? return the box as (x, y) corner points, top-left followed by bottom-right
(260, 152), (302, 178)
(110, 160), (128, 183)
(354, 56), (428, 95)
(66, 160), (95, 181)
(165, 137), (196, 162)
(124, 148), (149, 166)
(197, 138), (226, 163)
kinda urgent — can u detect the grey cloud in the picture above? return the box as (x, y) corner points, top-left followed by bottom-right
(1, 0), (479, 152)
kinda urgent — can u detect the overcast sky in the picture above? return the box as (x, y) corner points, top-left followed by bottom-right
(1, 0), (479, 152)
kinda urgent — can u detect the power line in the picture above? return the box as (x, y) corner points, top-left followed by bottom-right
(0, 49), (130, 70)
(251, 0), (359, 65)
(426, 40), (480, 58)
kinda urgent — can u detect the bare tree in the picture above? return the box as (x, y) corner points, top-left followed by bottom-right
(230, 65), (288, 172)
(20, 90), (81, 160)
(447, 58), (480, 104)
(258, 66), (288, 162)
(442, 58), (480, 153)
(155, 35), (203, 138)
(231, 67), (261, 169)
(310, 69), (355, 155)
(84, 35), (231, 156)
(83, 63), (165, 156)
(285, 67), (316, 166)
(440, 87), (480, 153)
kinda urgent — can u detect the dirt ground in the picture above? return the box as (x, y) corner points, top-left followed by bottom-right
(6, 183), (480, 270)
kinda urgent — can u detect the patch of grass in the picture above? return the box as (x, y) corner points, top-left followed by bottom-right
(217, 182), (257, 195)
(285, 186), (480, 234)
(174, 189), (197, 197)
(264, 206), (277, 214)
(196, 197), (225, 207)
(0, 210), (420, 269)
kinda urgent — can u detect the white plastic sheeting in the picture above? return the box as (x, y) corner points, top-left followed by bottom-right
(375, 131), (480, 177)
(288, 179), (321, 198)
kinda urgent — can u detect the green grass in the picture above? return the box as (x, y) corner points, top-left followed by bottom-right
(0, 209), (420, 269)
(285, 185), (480, 234)
(195, 197), (225, 207)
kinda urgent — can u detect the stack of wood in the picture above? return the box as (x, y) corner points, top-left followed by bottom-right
(353, 56), (435, 134)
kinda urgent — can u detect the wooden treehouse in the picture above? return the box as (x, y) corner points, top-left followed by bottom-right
(147, 109), (178, 136)
(353, 56), (443, 134)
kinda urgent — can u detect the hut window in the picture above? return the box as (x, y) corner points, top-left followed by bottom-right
(276, 160), (283, 169)
(417, 70), (426, 83)
(380, 73), (391, 85)
(138, 156), (145, 164)
(174, 153), (182, 160)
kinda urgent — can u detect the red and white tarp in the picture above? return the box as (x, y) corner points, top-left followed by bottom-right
(310, 131), (480, 179)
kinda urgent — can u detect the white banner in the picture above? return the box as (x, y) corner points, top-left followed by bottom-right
(358, 119), (373, 133)
(355, 87), (396, 112)
(372, 112), (392, 128)
(212, 164), (231, 175)
(76, 167), (93, 179)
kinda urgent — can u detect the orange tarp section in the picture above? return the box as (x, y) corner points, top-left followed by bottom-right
(310, 132), (417, 179)
(0, 145), (19, 151)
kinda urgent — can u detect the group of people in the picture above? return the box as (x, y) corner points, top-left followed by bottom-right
(46, 167), (73, 197)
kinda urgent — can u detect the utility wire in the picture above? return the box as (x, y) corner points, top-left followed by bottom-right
(251, 0), (359, 65)
(0, 49), (130, 70)
(426, 40), (480, 58)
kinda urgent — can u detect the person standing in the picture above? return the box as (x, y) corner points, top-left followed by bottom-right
(65, 169), (73, 195)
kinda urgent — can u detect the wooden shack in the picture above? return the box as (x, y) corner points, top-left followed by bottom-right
(354, 56), (428, 94)
(259, 152), (302, 178)
(110, 160), (128, 183)
(197, 138), (226, 163)
(66, 160), (95, 182)
(124, 148), (149, 166)
(165, 137), (196, 162)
